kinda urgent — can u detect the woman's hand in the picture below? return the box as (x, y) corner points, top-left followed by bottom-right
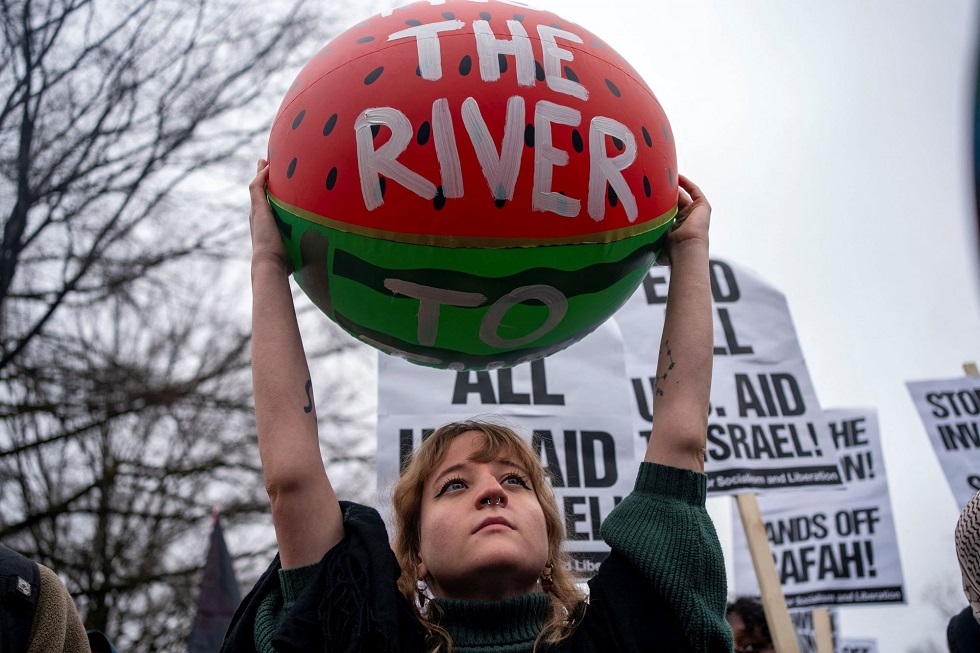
(659, 175), (710, 266)
(249, 159), (290, 273)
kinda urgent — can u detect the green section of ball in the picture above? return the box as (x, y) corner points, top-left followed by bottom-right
(270, 200), (672, 370)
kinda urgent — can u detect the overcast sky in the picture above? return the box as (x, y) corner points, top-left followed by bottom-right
(327, 1), (980, 649)
(509, 3), (978, 650)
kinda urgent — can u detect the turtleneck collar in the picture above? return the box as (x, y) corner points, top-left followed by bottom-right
(430, 592), (550, 653)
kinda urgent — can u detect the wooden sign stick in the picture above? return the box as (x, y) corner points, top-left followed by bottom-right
(812, 607), (833, 652)
(736, 492), (801, 653)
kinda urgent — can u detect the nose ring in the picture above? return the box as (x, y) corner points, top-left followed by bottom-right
(482, 496), (503, 506)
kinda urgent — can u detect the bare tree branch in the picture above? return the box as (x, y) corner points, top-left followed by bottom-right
(0, 0), (369, 649)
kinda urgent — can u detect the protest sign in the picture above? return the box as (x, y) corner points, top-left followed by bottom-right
(377, 319), (637, 569)
(733, 408), (906, 608)
(906, 375), (980, 509)
(836, 639), (877, 653)
(790, 609), (838, 653)
(614, 258), (841, 494)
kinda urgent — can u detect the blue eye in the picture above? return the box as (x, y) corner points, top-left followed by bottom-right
(437, 477), (467, 496)
(503, 473), (530, 488)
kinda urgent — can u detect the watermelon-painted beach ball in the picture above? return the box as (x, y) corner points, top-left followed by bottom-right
(267, 0), (678, 371)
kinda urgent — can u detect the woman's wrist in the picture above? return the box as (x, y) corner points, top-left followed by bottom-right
(251, 253), (290, 281)
(665, 235), (709, 265)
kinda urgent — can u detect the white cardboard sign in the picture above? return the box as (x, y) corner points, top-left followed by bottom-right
(377, 320), (637, 569)
(837, 639), (878, 653)
(732, 408), (906, 608)
(614, 258), (842, 494)
(906, 376), (980, 510)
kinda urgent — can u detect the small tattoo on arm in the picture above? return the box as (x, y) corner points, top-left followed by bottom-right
(303, 379), (314, 413)
(653, 341), (675, 397)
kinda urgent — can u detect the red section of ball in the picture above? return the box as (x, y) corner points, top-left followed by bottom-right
(268, 0), (676, 244)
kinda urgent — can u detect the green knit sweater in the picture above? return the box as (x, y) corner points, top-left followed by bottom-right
(254, 462), (730, 652)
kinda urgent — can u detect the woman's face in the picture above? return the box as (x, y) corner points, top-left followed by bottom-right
(417, 431), (550, 601)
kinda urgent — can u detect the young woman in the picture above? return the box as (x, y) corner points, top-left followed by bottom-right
(221, 161), (733, 652)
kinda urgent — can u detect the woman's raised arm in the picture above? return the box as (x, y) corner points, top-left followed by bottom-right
(644, 175), (713, 472)
(249, 159), (344, 567)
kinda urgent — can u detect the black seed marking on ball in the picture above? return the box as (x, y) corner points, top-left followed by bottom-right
(364, 66), (384, 85)
(551, 23), (562, 29)
(642, 126), (653, 147)
(643, 176), (652, 198)
(416, 66), (422, 77)
(272, 209), (292, 239)
(459, 55), (472, 76)
(608, 185), (618, 208)
(563, 65), (579, 84)
(524, 123), (535, 148)
(326, 167), (338, 190)
(591, 40), (605, 48)
(668, 169), (675, 187)
(498, 53), (508, 73)
(605, 78), (622, 97)
(371, 124), (381, 139)
(417, 121), (431, 146)
(534, 60), (545, 82)
(571, 129), (583, 153)
(323, 113), (338, 136)
(662, 123), (671, 143)
(288, 80), (301, 94)
(612, 136), (624, 151)
(379, 176), (387, 198)
(287, 157), (297, 179)
(442, 11), (455, 19)
(514, 13), (525, 21)
(405, 19), (421, 26)
(495, 198), (506, 208)
(292, 109), (306, 130)
(433, 186), (446, 210)
(357, 36), (375, 43)
(480, 11), (491, 20)
(299, 230), (331, 315)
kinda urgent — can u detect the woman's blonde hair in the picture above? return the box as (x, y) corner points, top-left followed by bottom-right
(391, 419), (586, 652)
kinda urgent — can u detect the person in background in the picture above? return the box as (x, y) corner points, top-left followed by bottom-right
(726, 596), (773, 653)
(947, 490), (980, 652)
(0, 543), (91, 653)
